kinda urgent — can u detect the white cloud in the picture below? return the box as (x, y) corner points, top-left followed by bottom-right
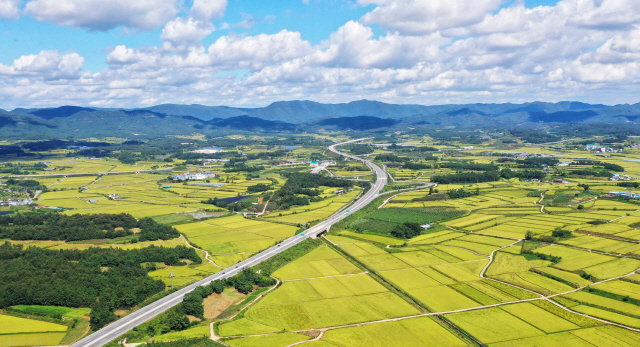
(24, 0), (179, 31)
(4, 0), (640, 109)
(207, 30), (312, 69)
(106, 46), (142, 65)
(565, 0), (640, 30)
(359, 0), (502, 35)
(310, 21), (446, 69)
(0, 0), (20, 19)
(191, 0), (226, 21)
(161, 17), (214, 52)
(0, 50), (84, 79)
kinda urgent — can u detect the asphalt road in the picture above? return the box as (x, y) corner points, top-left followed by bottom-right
(71, 138), (387, 347)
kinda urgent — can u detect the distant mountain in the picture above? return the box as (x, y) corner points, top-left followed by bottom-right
(210, 116), (295, 130)
(317, 116), (397, 130)
(144, 104), (253, 121)
(30, 106), (97, 120)
(2, 99), (640, 139)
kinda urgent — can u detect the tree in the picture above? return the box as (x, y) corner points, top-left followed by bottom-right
(525, 231), (535, 240)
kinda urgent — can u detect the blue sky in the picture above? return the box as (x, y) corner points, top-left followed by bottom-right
(0, 0), (638, 109)
(1, 0), (561, 71)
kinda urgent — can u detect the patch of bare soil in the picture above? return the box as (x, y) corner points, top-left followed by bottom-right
(187, 315), (201, 323)
(203, 289), (246, 319)
(300, 330), (321, 338)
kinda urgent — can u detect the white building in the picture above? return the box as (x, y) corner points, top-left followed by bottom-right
(189, 147), (225, 154)
(172, 171), (216, 181)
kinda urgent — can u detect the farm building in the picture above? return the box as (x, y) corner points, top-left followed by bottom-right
(172, 171), (216, 181)
(189, 147), (225, 154)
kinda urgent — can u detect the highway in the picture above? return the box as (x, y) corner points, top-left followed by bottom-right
(71, 138), (387, 347)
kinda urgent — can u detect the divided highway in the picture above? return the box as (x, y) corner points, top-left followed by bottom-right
(71, 138), (387, 347)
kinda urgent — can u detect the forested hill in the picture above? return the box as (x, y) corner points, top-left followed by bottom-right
(2, 100), (640, 138)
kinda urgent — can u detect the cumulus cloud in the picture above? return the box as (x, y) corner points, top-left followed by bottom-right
(4, 0), (640, 109)
(359, 0), (502, 35)
(191, 0), (226, 21)
(310, 21), (446, 69)
(565, 0), (640, 30)
(24, 0), (179, 31)
(161, 17), (215, 52)
(0, 50), (84, 79)
(0, 0), (20, 19)
(207, 30), (312, 69)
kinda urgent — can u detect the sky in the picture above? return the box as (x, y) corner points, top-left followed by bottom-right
(0, 0), (639, 109)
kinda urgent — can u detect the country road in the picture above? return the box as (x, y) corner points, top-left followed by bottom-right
(71, 138), (387, 347)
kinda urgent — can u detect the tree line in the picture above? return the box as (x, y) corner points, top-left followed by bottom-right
(0, 212), (180, 242)
(432, 169), (545, 184)
(0, 242), (201, 330)
(271, 173), (352, 209)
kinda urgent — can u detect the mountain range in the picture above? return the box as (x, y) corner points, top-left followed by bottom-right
(1, 100), (640, 139)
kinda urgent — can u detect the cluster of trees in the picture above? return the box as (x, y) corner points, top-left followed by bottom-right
(224, 162), (265, 173)
(342, 165), (371, 171)
(521, 249), (562, 264)
(390, 222), (423, 239)
(0, 163), (48, 175)
(272, 173), (352, 208)
(72, 148), (112, 158)
(0, 242), (200, 329)
(499, 169), (546, 180)
(432, 171), (501, 184)
(374, 153), (404, 162)
(439, 162), (499, 171)
(567, 170), (613, 178)
(432, 169), (546, 184)
(403, 162), (431, 170)
(574, 160), (625, 172)
(247, 183), (271, 193)
(447, 188), (479, 199)
(0, 212), (180, 242)
(201, 197), (253, 211)
(552, 229), (573, 238)
(183, 269), (276, 318)
(618, 182), (640, 188)
(343, 144), (374, 155)
(511, 157), (559, 168)
(4, 178), (45, 190)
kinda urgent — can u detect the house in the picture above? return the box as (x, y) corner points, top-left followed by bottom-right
(585, 144), (599, 151)
(421, 224), (432, 230)
(333, 189), (344, 194)
(310, 162), (319, 167)
(109, 194), (122, 200)
(189, 147), (225, 154)
(172, 171), (216, 181)
(610, 191), (640, 199)
(553, 179), (564, 183)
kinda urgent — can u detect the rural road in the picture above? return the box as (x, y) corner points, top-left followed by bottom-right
(71, 138), (387, 347)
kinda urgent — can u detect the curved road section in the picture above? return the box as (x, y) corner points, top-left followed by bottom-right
(72, 138), (387, 347)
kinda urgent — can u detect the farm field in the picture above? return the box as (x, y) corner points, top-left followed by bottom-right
(0, 314), (68, 347)
(216, 246), (421, 335)
(177, 215), (299, 257)
(11, 137), (640, 347)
